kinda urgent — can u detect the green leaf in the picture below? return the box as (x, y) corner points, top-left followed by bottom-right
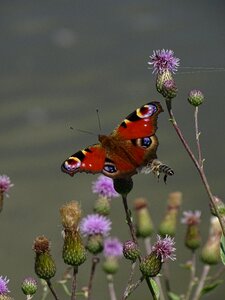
(220, 234), (225, 265)
(201, 280), (223, 296)
(150, 278), (160, 300)
(168, 291), (181, 300)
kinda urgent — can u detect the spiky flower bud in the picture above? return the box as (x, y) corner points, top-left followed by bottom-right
(181, 211), (201, 250)
(123, 240), (140, 262)
(113, 177), (133, 196)
(102, 257), (119, 274)
(63, 230), (86, 266)
(60, 201), (81, 230)
(188, 89), (204, 107)
(134, 198), (154, 238)
(201, 217), (222, 265)
(159, 192), (182, 237)
(86, 234), (103, 255)
(33, 236), (56, 280)
(94, 196), (111, 216)
(156, 69), (174, 97)
(210, 197), (225, 230)
(140, 251), (162, 277)
(162, 79), (178, 99)
(21, 277), (37, 296)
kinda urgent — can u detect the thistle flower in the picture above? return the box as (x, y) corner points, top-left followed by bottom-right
(80, 214), (111, 237)
(92, 175), (119, 199)
(33, 236), (56, 280)
(0, 175), (14, 195)
(0, 175), (14, 212)
(181, 210), (201, 225)
(140, 235), (176, 277)
(103, 237), (123, 258)
(103, 237), (123, 274)
(21, 277), (37, 296)
(133, 198), (154, 238)
(60, 201), (81, 230)
(159, 191), (182, 237)
(148, 49), (180, 74)
(0, 276), (10, 295)
(152, 235), (176, 262)
(188, 89), (204, 107)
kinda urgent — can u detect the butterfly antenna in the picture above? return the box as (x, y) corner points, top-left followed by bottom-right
(96, 109), (102, 133)
(69, 126), (96, 136)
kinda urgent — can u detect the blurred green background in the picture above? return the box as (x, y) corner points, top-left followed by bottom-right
(0, 0), (225, 299)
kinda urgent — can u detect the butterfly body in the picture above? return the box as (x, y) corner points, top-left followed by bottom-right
(62, 102), (163, 179)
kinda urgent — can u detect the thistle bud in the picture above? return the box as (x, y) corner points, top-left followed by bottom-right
(162, 79), (178, 99)
(181, 211), (201, 250)
(188, 90), (204, 107)
(33, 236), (56, 280)
(21, 277), (37, 296)
(210, 197), (225, 230)
(123, 240), (140, 262)
(159, 192), (182, 237)
(63, 229), (86, 266)
(134, 198), (154, 238)
(113, 177), (133, 196)
(102, 257), (119, 274)
(94, 196), (111, 216)
(86, 234), (103, 255)
(156, 70), (174, 98)
(201, 217), (222, 265)
(140, 251), (162, 277)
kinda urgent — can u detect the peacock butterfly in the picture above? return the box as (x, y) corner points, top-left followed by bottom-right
(61, 101), (163, 179)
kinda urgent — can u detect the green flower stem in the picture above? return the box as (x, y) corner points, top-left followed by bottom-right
(71, 266), (78, 300)
(194, 107), (203, 168)
(122, 194), (158, 300)
(87, 256), (100, 300)
(122, 195), (138, 246)
(107, 275), (117, 300)
(123, 262), (136, 299)
(123, 275), (145, 299)
(0, 191), (3, 212)
(192, 265), (210, 300)
(26, 295), (33, 300)
(185, 252), (196, 300)
(165, 99), (225, 237)
(46, 279), (60, 300)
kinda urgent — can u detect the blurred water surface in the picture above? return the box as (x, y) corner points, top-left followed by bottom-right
(0, 1), (225, 298)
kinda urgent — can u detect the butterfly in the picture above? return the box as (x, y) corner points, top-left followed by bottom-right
(61, 101), (163, 179)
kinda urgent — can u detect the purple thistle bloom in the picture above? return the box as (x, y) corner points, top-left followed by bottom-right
(0, 175), (14, 196)
(0, 276), (10, 295)
(104, 237), (123, 258)
(152, 235), (176, 262)
(92, 175), (119, 199)
(181, 210), (201, 225)
(148, 49), (180, 74)
(80, 214), (111, 237)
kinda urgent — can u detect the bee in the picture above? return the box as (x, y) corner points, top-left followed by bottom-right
(140, 159), (174, 183)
